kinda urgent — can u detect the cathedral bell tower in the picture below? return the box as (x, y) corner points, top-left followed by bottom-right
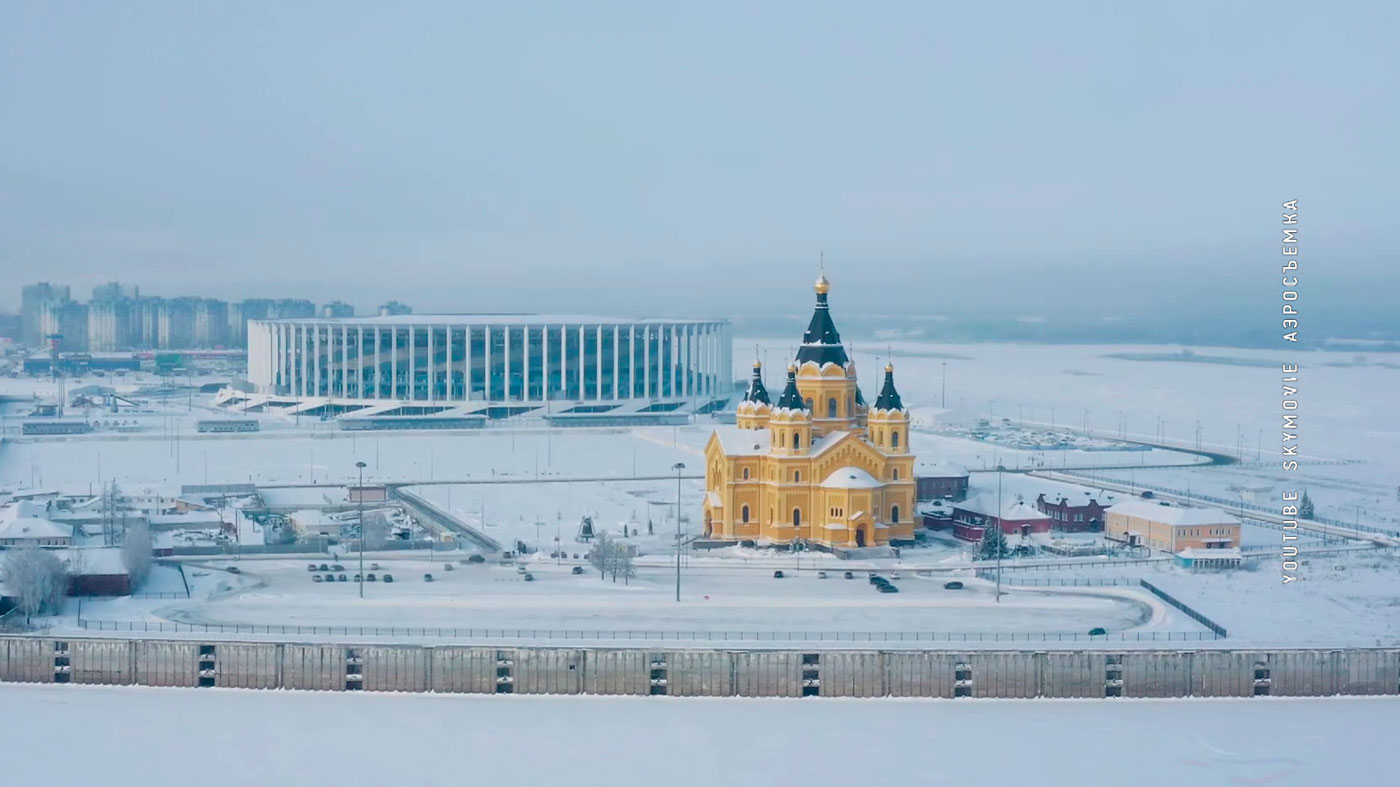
(794, 266), (862, 437)
(735, 358), (772, 430)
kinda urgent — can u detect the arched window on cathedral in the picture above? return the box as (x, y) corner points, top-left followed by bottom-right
(892, 430), (900, 448)
(794, 470), (801, 483)
(792, 508), (802, 527)
(779, 432), (786, 448)
(891, 505), (900, 524)
(741, 505), (750, 523)
(742, 467), (750, 480)
(828, 398), (837, 417)
(793, 432), (801, 450)
(891, 467), (899, 480)
(877, 429), (885, 445)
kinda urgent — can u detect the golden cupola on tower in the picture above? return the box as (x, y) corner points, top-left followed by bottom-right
(701, 265), (918, 552)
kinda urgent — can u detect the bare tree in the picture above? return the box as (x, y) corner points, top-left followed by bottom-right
(121, 520), (153, 588)
(3, 547), (67, 623)
(589, 532), (613, 580)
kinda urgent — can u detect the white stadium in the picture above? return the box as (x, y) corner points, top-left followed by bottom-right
(230, 315), (733, 424)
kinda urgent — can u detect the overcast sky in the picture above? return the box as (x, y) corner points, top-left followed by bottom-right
(1, 1), (1395, 319)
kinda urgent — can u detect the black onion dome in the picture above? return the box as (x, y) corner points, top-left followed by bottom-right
(744, 361), (770, 405)
(775, 365), (807, 410)
(873, 364), (904, 411)
(794, 275), (850, 368)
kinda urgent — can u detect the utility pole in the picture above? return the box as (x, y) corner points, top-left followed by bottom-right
(356, 461), (367, 598)
(673, 462), (685, 602)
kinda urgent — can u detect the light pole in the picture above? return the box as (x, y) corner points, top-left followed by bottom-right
(940, 361), (947, 409)
(996, 464), (1004, 603)
(356, 461), (366, 598)
(672, 462), (685, 602)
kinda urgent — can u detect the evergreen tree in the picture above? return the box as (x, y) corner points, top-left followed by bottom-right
(979, 524), (1007, 560)
(1299, 490), (1314, 519)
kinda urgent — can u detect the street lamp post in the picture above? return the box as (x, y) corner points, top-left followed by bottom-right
(996, 464), (1004, 603)
(356, 461), (367, 599)
(672, 462), (685, 602)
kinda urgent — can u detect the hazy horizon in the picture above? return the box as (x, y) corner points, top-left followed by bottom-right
(2, 2), (1396, 336)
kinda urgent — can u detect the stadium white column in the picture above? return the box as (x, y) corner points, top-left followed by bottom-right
(356, 326), (364, 400)
(426, 325), (435, 402)
(594, 324), (602, 400)
(442, 325), (451, 401)
(391, 326), (399, 401)
(612, 324), (620, 401)
(541, 323), (550, 403)
(463, 326), (473, 401)
(643, 324), (651, 400)
(484, 324), (493, 402)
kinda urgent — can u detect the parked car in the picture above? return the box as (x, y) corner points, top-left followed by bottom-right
(324, 574), (335, 582)
(516, 565), (528, 574)
(370, 563), (381, 571)
(773, 570), (785, 579)
(307, 563), (318, 572)
(467, 554), (486, 564)
(523, 573), (535, 582)
(890, 572), (902, 580)
(868, 575), (882, 585)
(943, 581), (964, 590)
(817, 571), (828, 579)
(878, 584), (899, 593)
(382, 574), (394, 583)
(353, 574), (362, 582)
(312, 574), (324, 583)
(443, 563), (455, 571)
(332, 564), (345, 571)
(571, 566), (584, 575)
(1088, 627), (1107, 636)
(424, 574), (434, 582)
(226, 566), (241, 574)
(366, 573), (378, 582)
(318, 564), (329, 571)
(338, 574), (347, 582)
(843, 571), (854, 579)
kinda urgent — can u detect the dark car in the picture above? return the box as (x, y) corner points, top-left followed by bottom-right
(226, 566), (241, 574)
(337, 574), (347, 582)
(424, 574), (434, 582)
(443, 563), (455, 571)
(332, 564), (345, 571)
(353, 574), (362, 582)
(571, 566), (584, 575)
(523, 573), (535, 582)
(1089, 627), (1107, 636)
(318, 564), (329, 571)
(944, 581), (964, 590)
(324, 574), (335, 582)
(878, 584), (899, 593)
(843, 571), (854, 579)
(817, 571), (828, 579)
(366, 573), (378, 582)
(868, 575), (883, 585)
(467, 554), (486, 564)
(382, 574), (394, 583)
(773, 570), (785, 579)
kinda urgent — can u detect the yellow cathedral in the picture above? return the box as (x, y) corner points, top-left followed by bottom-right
(702, 270), (917, 549)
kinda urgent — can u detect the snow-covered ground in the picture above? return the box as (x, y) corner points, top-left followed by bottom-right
(1, 683), (1392, 787)
(63, 555), (1194, 647)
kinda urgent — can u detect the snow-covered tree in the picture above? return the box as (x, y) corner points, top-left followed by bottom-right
(1299, 490), (1315, 519)
(978, 523), (1008, 560)
(3, 547), (67, 623)
(121, 520), (153, 587)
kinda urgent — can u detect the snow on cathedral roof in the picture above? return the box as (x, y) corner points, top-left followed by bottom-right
(821, 467), (883, 489)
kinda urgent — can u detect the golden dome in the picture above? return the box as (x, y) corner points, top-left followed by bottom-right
(753, 358), (762, 369)
(815, 271), (830, 295)
(787, 362), (797, 373)
(885, 362), (894, 372)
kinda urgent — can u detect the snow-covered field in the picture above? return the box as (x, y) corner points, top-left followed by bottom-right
(66, 556), (1192, 646)
(1, 683), (1391, 787)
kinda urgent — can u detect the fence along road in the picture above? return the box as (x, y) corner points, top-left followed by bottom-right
(3, 636), (1397, 699)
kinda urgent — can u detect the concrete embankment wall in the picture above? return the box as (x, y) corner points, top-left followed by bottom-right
(3, 637), (1397, 699)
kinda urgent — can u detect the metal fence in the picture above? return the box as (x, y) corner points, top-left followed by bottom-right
(973, 572), (1137, 588)
(1139, 579), (1228, 638)
(74, 618), (1223, 643)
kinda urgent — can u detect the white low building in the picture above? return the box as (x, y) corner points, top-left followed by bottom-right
(0, 501), (74, 547)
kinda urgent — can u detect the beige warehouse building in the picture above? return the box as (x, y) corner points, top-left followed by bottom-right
(1104, 499), (1240, 553)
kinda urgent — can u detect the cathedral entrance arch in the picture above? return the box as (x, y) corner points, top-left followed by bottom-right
(855, 525), (868, 547)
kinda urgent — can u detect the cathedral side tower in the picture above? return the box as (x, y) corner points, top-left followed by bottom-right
(735, 358), (772, 430)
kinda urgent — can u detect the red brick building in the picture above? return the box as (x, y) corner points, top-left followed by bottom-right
(951, 495), (1052, 541)
(915, 460), (969, 502)
(1035, 492), (1109, 532)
